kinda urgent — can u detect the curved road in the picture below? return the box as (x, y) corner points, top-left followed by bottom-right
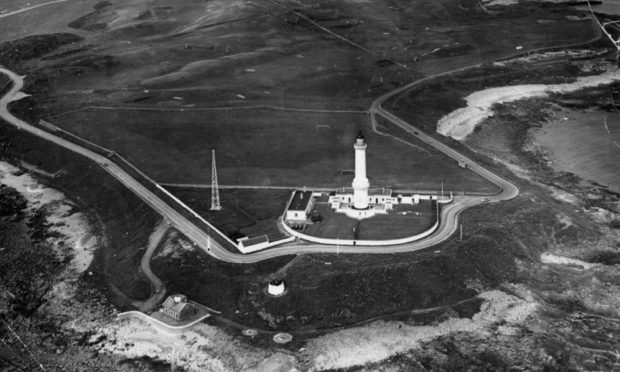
(0, 0), (604, 266)
(0, 64), (519, 262)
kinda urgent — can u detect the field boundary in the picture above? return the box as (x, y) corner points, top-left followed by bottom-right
(44, 104), (368, 120)
(280, 204), (440, 246)
(35, 117), (240, 249)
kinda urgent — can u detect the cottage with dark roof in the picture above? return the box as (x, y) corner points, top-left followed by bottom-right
(160, 294), (196, 321)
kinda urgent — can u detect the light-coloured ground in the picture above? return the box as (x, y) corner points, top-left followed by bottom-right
(0, 161), (96, 273)
(75, 288), (540, 371)
(155, 230), (197, 260)
(541, 252), (597, 270)
(437, 69), (620, 141)
(301, 289), (538, 371)
(0, 161), (108, 335)
(0, 0), (94, 42)
(97, 318), (269, 371)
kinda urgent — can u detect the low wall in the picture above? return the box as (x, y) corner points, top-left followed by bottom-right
(280, 213), (440, 247)
(34, 119), (240, 252)
(117, 310), (211, 334)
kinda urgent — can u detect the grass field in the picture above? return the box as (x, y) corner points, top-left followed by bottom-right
(166, 186), (291, 241)
(304, 201), (437, 240)
(50, 108), (496, 192)
(0, 0), (93, 43)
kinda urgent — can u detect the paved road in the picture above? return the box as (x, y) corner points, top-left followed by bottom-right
(0, 0), (68, 19)
(369, 66), (519, 205)
(0, 67), (242, 263)
(160, 182), (454, 195)
(0, 65), (518, 262)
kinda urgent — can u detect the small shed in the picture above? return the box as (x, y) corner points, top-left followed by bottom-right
(237, 235), (270, 254)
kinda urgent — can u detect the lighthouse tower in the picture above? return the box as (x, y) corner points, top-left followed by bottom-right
(352, 131), (370, 209)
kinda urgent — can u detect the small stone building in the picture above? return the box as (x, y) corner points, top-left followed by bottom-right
(161, 294), (196, 321)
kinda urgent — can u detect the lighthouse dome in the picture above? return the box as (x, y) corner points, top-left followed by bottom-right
(356, 131), (365, 144)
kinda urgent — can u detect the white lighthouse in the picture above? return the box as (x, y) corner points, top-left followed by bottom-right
(351, 131), (370, 209)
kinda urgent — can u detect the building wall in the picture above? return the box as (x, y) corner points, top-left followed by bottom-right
(163, 308), (179, 320)
(284, 196), (315, 222)
(237, 236), (296, 254)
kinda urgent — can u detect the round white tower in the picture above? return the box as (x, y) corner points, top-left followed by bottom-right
(352, 132), (370, 209)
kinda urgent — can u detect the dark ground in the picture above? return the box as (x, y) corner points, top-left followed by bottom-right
(166, 186), (291, 242)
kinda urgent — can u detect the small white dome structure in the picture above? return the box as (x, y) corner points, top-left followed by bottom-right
(267, 280), (285, 296)
(273, 333), (293, 344)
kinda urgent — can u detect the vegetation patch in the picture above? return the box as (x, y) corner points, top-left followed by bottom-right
(0, 33), (83, 65)
(168, 187), (291, 242)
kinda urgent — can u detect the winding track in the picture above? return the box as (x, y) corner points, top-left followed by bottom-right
(0, 64), (517, 263)
(0, 0), (68, 19)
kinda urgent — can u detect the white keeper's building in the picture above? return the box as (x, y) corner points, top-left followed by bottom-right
(283, 131), (452, 225)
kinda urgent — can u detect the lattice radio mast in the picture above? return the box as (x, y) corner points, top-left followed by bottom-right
(210, 149), (222, 210)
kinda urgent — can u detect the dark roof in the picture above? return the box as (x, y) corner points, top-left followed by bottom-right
(288, 191), (313, 211)
(162, 294), (191, 314)
(356, 131), (364, 140)
(241, 235), (269, 247)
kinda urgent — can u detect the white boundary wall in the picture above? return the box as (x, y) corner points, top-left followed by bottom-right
(117, 309), (211, 335)
(237, 235), (296, 254)
(280, 213), (440, 247)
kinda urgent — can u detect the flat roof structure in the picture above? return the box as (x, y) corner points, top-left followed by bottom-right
(240, 235), (269, 248)
(287, 191), (313, 211)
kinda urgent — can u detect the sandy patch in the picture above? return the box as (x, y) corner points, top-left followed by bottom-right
(98, 318), (268, 371)
(482, 0), (518, 5)
(0, 161), (107, 336)
(304, 290), (538, 371)
(541, 252), (596, 270)
(154, 231), (195, 259)
(437, 69), (620, 141)
(84, 289), (539, 371)
(548, 187), (580, 205)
